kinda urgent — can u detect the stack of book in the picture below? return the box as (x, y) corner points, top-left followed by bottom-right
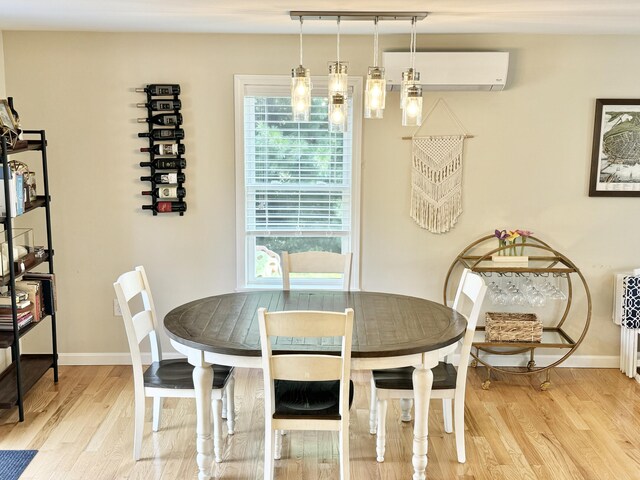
(0, 291), (33, 331)
(0, 273), (56, 331)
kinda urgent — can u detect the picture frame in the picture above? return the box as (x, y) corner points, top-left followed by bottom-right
(0, 99), (17, 135)
(589, 99), (640, 197)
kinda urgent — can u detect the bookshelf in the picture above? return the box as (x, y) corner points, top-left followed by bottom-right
(0, 131), (57, 421)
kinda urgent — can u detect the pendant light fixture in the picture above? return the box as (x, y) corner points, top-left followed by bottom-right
(364, 17), (386, 119)
(289, 11), (428, 128)
(402, 17), (423, 126)
(328, 17), (348, 132)
(291, 18), (312, 122)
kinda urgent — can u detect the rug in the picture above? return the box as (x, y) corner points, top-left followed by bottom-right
(0, 450), (37, 480)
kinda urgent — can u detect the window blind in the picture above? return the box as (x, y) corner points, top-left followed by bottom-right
(244, 95), (353, 235)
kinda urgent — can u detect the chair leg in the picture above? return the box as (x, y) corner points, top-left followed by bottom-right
(212, 398), (223, 463)
(400, 398), (413, 422)
(339, 423), (350, 480)
(133, 392), (145, 461)
(454, 393), (466, 463)
(152, 397), (162, 432)
(376, 398), (387, 463)
(274, 430), (283, 460)
(264, 422), (275, 480)
(226, 375), (235, 434)
(442, 398), (453, 433)
(369, 376), (377, 434)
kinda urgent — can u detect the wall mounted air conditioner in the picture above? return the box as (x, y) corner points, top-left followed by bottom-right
(382, 51), (509, 91)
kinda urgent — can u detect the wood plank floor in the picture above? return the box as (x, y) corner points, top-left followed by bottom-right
(1, 365), (640, 479)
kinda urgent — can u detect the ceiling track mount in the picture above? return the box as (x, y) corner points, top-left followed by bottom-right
(289, 11), (428, 22)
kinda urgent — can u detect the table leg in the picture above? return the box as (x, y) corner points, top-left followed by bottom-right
(193, 364), (213, 480)
(412, 359), (435, 480)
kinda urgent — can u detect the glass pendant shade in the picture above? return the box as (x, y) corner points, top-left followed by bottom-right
(329, 93), (348, 133)
(400, 69), (420, 109)
(291, 65), (312, 121)
(328, 62), (348, 98)
(402, 84), (423, 127)
(364, 66), (386, 119)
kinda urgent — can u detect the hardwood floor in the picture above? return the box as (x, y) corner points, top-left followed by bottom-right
(1, 365), (640, 479)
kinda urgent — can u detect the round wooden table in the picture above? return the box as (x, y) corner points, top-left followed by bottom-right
(164, 290), (466, 480)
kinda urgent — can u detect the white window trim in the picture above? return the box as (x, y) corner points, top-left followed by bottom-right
(234, 74), (362, 291)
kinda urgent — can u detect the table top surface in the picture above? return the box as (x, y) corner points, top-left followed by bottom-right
(164, 290), (466, 358)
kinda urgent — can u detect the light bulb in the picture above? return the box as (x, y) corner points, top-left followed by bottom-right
(406, 99), (420, 117)
(295, 100), (307, 112)
(295, 82), (308, 96)
(330, 108), (344, 124)
(370, 84), (382, 98)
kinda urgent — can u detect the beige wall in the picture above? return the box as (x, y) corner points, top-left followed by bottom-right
(2, 31), (637, 362)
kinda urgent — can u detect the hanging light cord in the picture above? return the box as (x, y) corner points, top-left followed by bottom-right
(373, 17), (379, 67)
(337, 17), (341, 63)
(410, 17), (416, 71)
(299, 18), (304, 65)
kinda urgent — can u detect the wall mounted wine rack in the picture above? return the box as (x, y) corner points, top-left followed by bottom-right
(136, 84), (187, 215)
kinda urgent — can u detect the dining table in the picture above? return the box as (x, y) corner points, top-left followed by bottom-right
(164, 290), (466, 480)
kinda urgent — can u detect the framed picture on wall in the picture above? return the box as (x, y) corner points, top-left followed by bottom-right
(0, 99), (17, 135)
(589, 98), (640, 197)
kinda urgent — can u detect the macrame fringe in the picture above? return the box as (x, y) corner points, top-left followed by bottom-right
(410, 135), (465, 234)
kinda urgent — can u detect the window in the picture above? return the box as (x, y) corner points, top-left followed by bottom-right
(234, 75), (362, 289)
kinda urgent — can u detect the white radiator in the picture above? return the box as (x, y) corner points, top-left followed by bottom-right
(614, 269), (640, 381)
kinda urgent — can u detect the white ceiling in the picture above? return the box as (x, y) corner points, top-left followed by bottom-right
(2, 0), (640, 35)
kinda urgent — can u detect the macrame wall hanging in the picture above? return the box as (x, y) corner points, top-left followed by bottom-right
(405, 98), (472, 234)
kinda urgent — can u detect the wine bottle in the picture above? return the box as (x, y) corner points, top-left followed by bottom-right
(136, 99), (181, 111)
(140, 172), (185, 184)
(135, 84), (181, 96)
(143, 201), (187, 213)
(140, 144), (185, 155)
(139, 158), (186, 169)
(142, 186), (186, 199)
(137, 113), (183, 126)
(138, 128), (184, 140)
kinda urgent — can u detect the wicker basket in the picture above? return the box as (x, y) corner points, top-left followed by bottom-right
(485, 312), (542, 343)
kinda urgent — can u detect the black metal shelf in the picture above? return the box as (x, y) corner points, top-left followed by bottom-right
(0, 130), (57, 421)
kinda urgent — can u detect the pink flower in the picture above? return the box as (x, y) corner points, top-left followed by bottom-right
(516, 229), (533, 237)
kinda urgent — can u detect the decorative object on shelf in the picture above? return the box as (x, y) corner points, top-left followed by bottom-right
(485, 312), (542, 343)
(136, 84), (186, 216)
(289, 11), (427, 127)
(589, 98), (640, 197)
(409, 98), (471, 233)
(0, 100), (19, 149)
(491, 229), (533, 266)
(443, 233), (591, 390)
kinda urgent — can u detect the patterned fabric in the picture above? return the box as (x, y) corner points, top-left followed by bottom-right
(410, 135), (465, 234)
(622, 275), (640, 328)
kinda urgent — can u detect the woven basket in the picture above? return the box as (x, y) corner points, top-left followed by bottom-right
(485, 312), (542, 343)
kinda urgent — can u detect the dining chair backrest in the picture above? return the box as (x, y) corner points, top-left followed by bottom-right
(258, 308), (354, 419)
(113, 266), (162, 378)
(450, 268), (487, 388)
(281, 251), (352, 291)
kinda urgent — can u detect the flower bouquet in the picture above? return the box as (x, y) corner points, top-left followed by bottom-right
(492, 229), (533, 266)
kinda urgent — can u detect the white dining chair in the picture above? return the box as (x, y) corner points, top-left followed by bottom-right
(281, 251), (352, 291)
(258, 307), (354, 480)
(113, 266), (235, 461)
(369, 268), (487, 463)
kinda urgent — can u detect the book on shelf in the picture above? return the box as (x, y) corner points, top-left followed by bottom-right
(23, 273), (56, 314)
(0, 169), (18, 218)
(0, 292), (29, 306)
(0, 312), (33, 330)
(15, 280), (43, 322)
(0, 299), (31, 312)
(22, 274), (56, 315)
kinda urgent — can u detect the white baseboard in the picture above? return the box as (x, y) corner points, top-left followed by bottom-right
(50, 352), (620, 368)
(56, 352), (184, 365)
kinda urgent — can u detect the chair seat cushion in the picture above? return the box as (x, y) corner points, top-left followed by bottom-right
(372, 362), (457, 391)
(144, 359), (233, 390)
(272, 379), (355, 420)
